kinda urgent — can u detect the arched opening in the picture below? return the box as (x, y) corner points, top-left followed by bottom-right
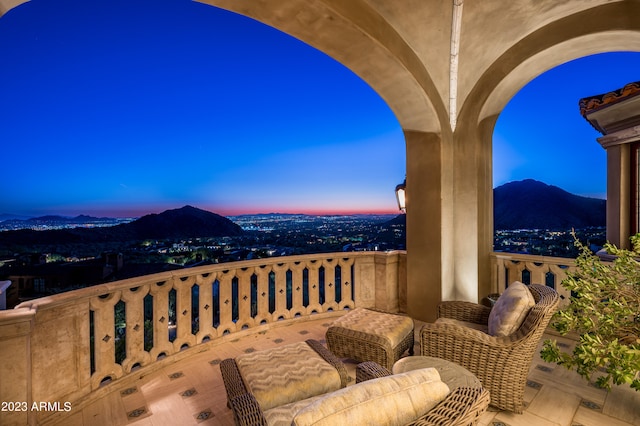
(0, 0), (405, 219)
(492, 52), (640, 256)
(461, 12), (640, 303)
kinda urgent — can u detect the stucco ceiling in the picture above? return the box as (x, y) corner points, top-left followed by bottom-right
(3, 0), (639, 134)
(198, 0), (639, 134)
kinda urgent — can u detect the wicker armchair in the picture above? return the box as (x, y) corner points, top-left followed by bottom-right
(225, 360), (490, 426)
(356, 361), (490, 426)
(420, 284), (560, 413)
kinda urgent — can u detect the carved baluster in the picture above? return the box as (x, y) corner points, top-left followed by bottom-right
(89, 291), (123, 388)
(529, 260), (547, 286)
(549, 263), (572, 306)
(510, 259), (528, 285)
(172, 275), (197, 351)
(253, 265), (271, 324)
(287, 262), (305, 316)
(306, 259), (322, 313)
(338, 257), (356, 309)
(196, 272), (216, 342)
(322, 258), (338, 311)
(236, 267), (255, 329)
(149, 281), (173, 360)
(120, 284), (151, 372)
(492, 255), (508, 294)
(217, 269), (236, 334)
(271, 262), (288, 320)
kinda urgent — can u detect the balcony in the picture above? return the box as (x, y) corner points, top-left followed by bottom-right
(1, 251), (639, 426)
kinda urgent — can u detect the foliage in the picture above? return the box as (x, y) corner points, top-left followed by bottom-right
(541, 233), (640, 391)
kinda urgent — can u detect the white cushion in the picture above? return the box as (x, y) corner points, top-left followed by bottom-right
(292, 367), (449, 426)
(488, 281), (535, 337)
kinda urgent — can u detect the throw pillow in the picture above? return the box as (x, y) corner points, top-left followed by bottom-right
(487, 281), (535, 337)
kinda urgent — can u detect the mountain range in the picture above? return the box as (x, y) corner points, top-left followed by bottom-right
(0, 180), (607, 246)
(0, 205), (243, 246)
(384, 179), (605, 230)
(493, 179), (605, 230)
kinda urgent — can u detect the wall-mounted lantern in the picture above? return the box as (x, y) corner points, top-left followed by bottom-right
(395, 178), (406, 213)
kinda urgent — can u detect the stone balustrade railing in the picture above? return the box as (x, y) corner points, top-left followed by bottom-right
(490, 252), (576, 305)
(1, 250), (589, 425)
(0, 251), (406, 426)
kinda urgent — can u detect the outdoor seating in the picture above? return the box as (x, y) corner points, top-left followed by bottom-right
(356, 361), (491, 426)
(223, 350), (489, 426)
(420, 283), (560, 413)
(326, 307), (415, 369)
(219, 339), (349, 416)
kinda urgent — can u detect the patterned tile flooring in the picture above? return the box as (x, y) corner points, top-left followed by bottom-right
(59, 315), (640, 426)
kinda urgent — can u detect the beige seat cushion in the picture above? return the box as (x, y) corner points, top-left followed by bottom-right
(435, 317), (489, 334)
(330, 308), (414, 347)
(292, 367), (449, 426)
(487, 281), (535, 337)
(235, 341), (342, 411)
(392, 356), (482, 389)
(264, 394), (327, 426)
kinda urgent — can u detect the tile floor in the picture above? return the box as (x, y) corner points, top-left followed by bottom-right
(54, 316), (640, 426)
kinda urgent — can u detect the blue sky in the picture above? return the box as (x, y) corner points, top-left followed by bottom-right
(0, 0), (638, 218)
(494, 51), (640, 199)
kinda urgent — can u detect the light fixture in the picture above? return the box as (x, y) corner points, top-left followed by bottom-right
(395, 178), (406, 213)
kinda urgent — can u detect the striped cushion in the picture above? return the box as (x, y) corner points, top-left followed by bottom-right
(264, 394), (326, 426)
(235, 341), (342, 411)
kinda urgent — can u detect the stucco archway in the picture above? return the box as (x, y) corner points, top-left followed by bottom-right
(3, 0), (640, 322)
(457, 2), (640, 308)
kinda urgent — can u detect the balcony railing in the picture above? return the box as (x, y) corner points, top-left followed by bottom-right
(490, 251), (576, 305)
(1, 250), (586, 425)
(0, 251), (406, 426)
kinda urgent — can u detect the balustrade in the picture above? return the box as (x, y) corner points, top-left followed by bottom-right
(1, 250), (587, 425)
(490, 252), (576, 305)
(0, 251), (405, 425)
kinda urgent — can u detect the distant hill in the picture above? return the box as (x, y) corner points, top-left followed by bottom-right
(383, 214), (406, 227)
(0, 213), (33, 222)
(494, 179), (605, 230)
(0, 205), (244, 246)
(126, 205), (243, 239)
(2, 214), (114, 225)
(383, 179), (606, 231)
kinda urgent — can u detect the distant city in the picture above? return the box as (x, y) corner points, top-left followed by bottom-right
(0, 200), (606, 309)
(0, 215), (136, 231)
(0, 212), (406, 308)
(0, 212), (605, 257)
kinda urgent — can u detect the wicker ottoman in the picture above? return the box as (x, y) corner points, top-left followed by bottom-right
(326, 308), (414, 369)
(220, 339), (349, 412)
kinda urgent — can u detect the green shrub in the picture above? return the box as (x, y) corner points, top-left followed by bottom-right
(541, 233), (640, 391)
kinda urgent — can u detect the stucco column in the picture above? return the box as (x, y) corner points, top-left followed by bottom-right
(404, 130), (446, 323)
(475, 117), (496, 299)
(442, 117), (494, 304)
(602, 141), (631, 249)
(608, 143), (628, 248)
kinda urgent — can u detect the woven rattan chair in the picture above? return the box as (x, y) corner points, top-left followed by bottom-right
(224, 359), (490, 426)
(356, 361), (490, 426)
(420, 284), (560, 414)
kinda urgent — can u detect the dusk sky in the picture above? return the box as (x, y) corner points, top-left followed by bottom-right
(1, 0), (639, 218)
